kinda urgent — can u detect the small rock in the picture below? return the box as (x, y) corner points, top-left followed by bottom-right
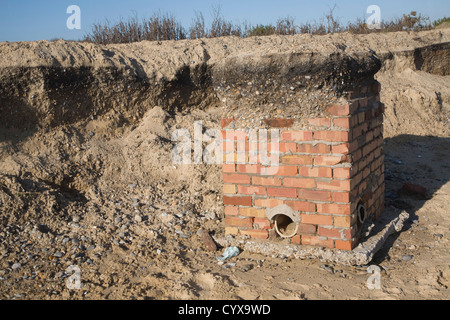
(242, 264), (253, 272)
(433, 234), (443, 239)
(54, 252), (63, 258)
(87, 245), (96, 251)
(320, 264), (334, 273)
(201, 231), (218, 252)
(402, 255), (414, 261)
(11, 263), (21, 270)
(134, 215), (142, 223)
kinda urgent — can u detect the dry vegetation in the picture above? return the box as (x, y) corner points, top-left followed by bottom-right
(83, 7), (443, 45)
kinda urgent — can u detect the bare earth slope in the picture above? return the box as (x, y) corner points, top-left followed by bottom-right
(0, 30), (449, 300)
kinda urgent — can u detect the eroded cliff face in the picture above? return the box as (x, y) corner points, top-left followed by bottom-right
(1, 30), (449, 133)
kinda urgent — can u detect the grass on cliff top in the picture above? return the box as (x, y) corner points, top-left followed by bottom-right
(82, 7), (446, 45)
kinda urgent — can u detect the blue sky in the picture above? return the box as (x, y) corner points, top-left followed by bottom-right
(0, 0), (448, 42)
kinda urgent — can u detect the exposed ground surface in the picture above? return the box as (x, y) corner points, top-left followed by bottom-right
(0, 29), (449, 300)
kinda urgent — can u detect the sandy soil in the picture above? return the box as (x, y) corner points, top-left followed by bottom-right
(0, 30), (449, 300)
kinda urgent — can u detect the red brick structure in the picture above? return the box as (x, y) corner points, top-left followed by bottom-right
(221, 81), (385, 251)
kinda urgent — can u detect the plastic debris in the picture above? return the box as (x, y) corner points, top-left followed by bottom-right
(216, 246), (240, 261)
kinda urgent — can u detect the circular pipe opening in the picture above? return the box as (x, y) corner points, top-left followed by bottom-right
(274, 214), (298, 238)
(357, 203), (366, 224)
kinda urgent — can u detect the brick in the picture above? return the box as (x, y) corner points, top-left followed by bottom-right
(284, 200), (316, 212)
(363, 141), (377, 157)
(316, 179), (351, 191)
(297, 143), (330, 154)
(222, 140), (250, 152)
(281, 155), (313, 165)
(365, 108), (375, 121)
(300, 214), (333, 226)
(254, 198), (284, 208)
(331, 143), (350, 155)
(281, 130), (313, 141)
(224, 216), (253, 228)
(335, 240), (353, 251)
(290, 235), (301, 245)
(358, 181), (367, 194)
(366, 130), (374, 143)
(237, 185), (266, 196)
(223, 173), (251, 184)
(223, 196), (252, 206)
(237, 164), (261, 174)
(240, 229), (269, 239)
(223, 184), (236, 195)
(221, 129), (248, 141)
(333, 168), (351, 179)
(283, 177), (315, 189)
(299, 189), (331, 202)
(263, 119), (294, 128)
(325, 104), (351, 116)
(239, 207), (267, 218)
(273, 166), (298, 176)
(223, 152), (248, 164)
(317, 203), (351, 215)
(225, 227), (239, 235)
(224, 206), (238, 216)
(279, 142), (297, 153)
(314, 131), (349, 142)
(252, 176), (282, 186)
(222, 164), (235, 173)
(352, 149), (362, 162)
(301, 235), (334, 248)
(357, 112), (365, 124)
(341, 228), (354, 240)
(297, 223), (317, 235)
(299, 167), (332, 178)
(333, 117), (350, 129)
(362, 167), (371, 179)
(308, 118), (331, 127)
(315, 155), (349, 166)
(333, 215), (351, 228)
(254, 218), (273, 230)
(260, 165), (285, 176)
(349, 140), (359, 153)
(332, 192), (350, 203)
(318, 227), (342, 238)
(267, 187), (297, 198)
(349, 114), (359, 127)
(352, 123), (368, 139)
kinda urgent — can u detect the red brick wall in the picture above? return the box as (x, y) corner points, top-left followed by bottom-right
(221, 81), (385, 251)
